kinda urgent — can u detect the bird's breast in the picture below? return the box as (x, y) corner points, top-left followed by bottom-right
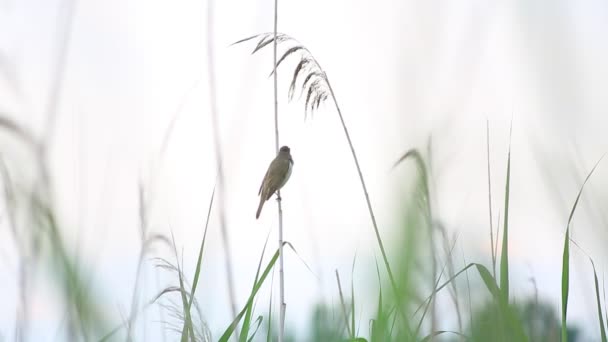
(280, 160), (293, 189)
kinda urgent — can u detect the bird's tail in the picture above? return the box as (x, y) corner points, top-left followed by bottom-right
(256, 195), (265, 219)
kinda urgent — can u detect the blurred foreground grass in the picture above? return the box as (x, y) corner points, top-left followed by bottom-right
(0, 112), (604, 341)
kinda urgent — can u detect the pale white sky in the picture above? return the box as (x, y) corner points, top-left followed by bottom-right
(1, 0), (608, 341)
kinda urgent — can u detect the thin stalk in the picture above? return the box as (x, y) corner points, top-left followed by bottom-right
(335, 270), (353, 338)
(179, 184), (215, 340)
(126, 250), (146, 341)
(126, 185), (148, 341)
(325, 81), (405, 323)
(271, 1), (285, 342)
(154, 271), (167, 342)
(486, 120), (496, 278)
(424, 152), (437, 340)
(206, 0), (238, 327)
(239, 30), (397, 335)
(500, 122), (513, 304)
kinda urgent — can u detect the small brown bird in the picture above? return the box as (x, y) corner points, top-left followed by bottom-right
(256, 146), (294, 219)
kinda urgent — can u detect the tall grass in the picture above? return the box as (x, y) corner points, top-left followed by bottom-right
(500, 123), (512, 305)
(3, 5), (608, 341)
(4, 99), (608, 342)
(0, 115), (111, 340)
(560, 156), (604, 342)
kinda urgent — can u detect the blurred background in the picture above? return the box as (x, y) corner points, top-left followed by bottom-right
(0, 0), (607, 341)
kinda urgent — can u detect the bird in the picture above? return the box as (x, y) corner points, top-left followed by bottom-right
(256, 145), (294, 219)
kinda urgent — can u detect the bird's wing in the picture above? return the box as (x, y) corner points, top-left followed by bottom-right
(258, 167), (269, 196)
(264, 158), (291, 200)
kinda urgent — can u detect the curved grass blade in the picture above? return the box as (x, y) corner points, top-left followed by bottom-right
(168, 234), (195, 342)
(240, 231), (272, 342)
(591, 259), (608, 342)
(486, 120), (496, 278)
(351, 255), (357, 339)
(476, 264), (528, 342)
(413, 263), (476, 318)
(476, 264), (500, 299)
(246, 316), (264, 342)
(370, 258), (387, 341)
(561, 155), (604, 342)
(413, 234), (459, 338)
(335, 270), (353, 338)
(266, 267), (276, 342)
(500, 124), (512, 303)
(219, 243), (284, 342)
(408, 262), (527, 341)
(420, 330), (467, 342)
(179, 184), (215, 339)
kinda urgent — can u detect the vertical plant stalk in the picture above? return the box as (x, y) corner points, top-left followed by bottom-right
(486, 120), (496, 278)
(126, 185), (145, 340)
(179, 184), (215, 341)
(335, 270), (353, 338)
(206, 0), (238, 326)
(327, 81), (411, 328)
(236, 31), (400, 332)
(560, 155), (604, 342)
(424, 146), (437, 339)
(271, 0), (286, 341)
(325, 82), (393, 287)
(500, 124), (512, 304)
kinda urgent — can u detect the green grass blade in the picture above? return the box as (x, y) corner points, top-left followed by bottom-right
(408, 262), (526, 341)
(604, 277), (608, 338)
(420, 330), (467, 342)
(266, 268), (276, 342)
(561, 227), (570, 342)
(246, 316), (264, 342)
(163, 269), (190, 341)
(413, 235), (459, 338)
(500, 125), (512, 303)
(371, 258), (386, 341)
(177, 267), (194, 342)
(31, 199), (111, 340)
(413, 263), (476, 318)
(166, 233), (194, 342)
(240, 232), (271, 342)
(476, 264), (500, 298)
(351, 255), (357, 339)
(188, 185), (215, 303)
(591, 259), (608, 342)
(219, 243), (284, 342)
(561, 155), (603, 342)
(475, 264), (528, 342)
(462, 249), (474, 335)
(180, 185), (215, 339)
(486, 120), (496, 278)
(335, 270), (353, 338)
